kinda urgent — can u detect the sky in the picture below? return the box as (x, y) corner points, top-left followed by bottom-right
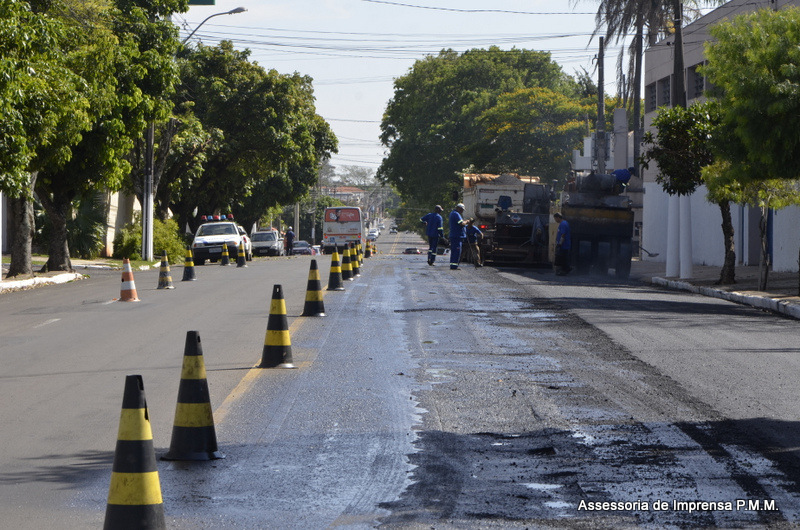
(172, 1), (655, 175)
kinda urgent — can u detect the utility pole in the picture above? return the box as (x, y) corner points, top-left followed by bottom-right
(140, 7), (247, 261)
(671, 1), (687, 110)
(596, 37), (606, 174)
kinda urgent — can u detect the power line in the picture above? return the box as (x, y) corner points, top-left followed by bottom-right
(360, 0), (595, 16)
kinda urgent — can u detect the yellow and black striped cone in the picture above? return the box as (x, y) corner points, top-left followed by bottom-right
(157, 251), (174, 290)
(350, 243), (361, 276)
(357, 243), (364, 268)
(301, 259), (326, 317)
(162, 331), (224, 461)
(220, 244), (230, 266)
(364, 242), (372, 258)
(341, 244), (353, 281)
(104, 375), (165, 530)
(327, 248), (345, 291)
(181, 248), (197, 281)
(236, 241), (247, 268)
(259, 284), (296, 368)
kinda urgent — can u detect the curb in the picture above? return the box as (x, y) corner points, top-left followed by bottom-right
(0, 272), (86, 293)
(651, 277), (800, 320)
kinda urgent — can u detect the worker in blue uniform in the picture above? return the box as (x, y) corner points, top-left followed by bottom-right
(420, 205), (444, 265)
(448, 203), (467, 270)
(553, 212), (572, 275)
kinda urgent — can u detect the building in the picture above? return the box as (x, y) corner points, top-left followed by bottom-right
(321, 186), (366, 205)
(643, 0), (800, 273)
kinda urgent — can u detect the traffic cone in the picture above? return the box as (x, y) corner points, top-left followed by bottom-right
(119, 258), (140, 302)
(341, 244), (353, 281)
(236, 241), (247, 268)
(220, 244), (230, 266)
(104, 375), (165, 530)
(365, 243), (372, 258)
(301, 259), (326, 317)
(157, 251), (174, 290)
(350, 243), (361, 276)
(259, 284), (296, 368)
(182, 248), (196, 281)
(327, 248), (345, 291)
(162, 331), (224, 461)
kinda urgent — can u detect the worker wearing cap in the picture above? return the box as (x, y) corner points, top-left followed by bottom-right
(420, 205), (444, 266)
(448, 203), (468, 270)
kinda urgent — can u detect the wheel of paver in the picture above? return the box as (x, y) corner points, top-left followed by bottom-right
(576, 239), (592, 274)
(595, 240), (611, 275)
(615, 238), (632, 279)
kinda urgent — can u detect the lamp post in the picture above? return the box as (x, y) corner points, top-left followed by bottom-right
(182, 7), (247, 44)
(141, 6), (247, 261)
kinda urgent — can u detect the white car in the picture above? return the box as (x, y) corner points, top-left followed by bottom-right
(191, 216), (252, 264)
(251, 230), (284, 256)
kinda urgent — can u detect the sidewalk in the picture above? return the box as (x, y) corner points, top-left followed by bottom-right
(631, 259), (800, 320)
(0, 258), (149, 294)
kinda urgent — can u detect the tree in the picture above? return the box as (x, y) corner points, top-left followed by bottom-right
(640, 102), (738, 284)
(170, 41), (337, 234)
(379, 47), (581, 210)
(703, 7), (800, 291)
(474, 87), (593, 179)
(0, 0), (99, 276)
(33, 0), (186, 272)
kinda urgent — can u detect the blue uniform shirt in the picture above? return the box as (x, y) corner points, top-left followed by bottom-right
(420, 212), (443, 237)
(556, 220), (571, 250)
(466, 225), (482, 244)
(449, 210), (466, 239)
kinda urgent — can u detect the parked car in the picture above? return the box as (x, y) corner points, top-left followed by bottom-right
(251, 230), (284, 256)
(292, 240), (316, 255)
(403, 247), (422, 254)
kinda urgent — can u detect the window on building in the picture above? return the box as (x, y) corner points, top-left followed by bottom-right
(658, 77), (671, 107)
(687, 63), (705, 100)
(645, 83), (657, 113)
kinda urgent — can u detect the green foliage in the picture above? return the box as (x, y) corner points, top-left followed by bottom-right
(475, 87), (594, 179)
(378, 47), (585, 208)
(640, 101), (719, 196)
(153, 218), (186, 263)
(703, 7), (800, 181)
(113, 217), (143, 261)
(0, 0), (91, 196)
(113, 216), (185, 263)
(704, 160), (800, 211)
(169, 41), (337, 234)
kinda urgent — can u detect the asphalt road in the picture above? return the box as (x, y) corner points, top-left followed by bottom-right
(3, 232), (800, 528)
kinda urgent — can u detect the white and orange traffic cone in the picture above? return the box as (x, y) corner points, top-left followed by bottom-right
(119, 258), (140, 302)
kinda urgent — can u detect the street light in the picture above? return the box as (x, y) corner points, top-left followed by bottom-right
(181, 7), (247, 44)
(141, 6), (247, 261)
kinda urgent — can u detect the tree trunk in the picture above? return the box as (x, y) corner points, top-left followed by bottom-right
(6, 195), (35, 278)
(716, 201), (735, 285)
(758, 206), (769, 291)
(36, 187), (74, 273)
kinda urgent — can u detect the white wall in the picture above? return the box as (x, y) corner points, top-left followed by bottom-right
(772, 206), (800, 272)
(643, 183), (758, 269)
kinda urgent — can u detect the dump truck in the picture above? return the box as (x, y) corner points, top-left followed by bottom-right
(551, 171), (634, 278)
(461, 173), (550, 266)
